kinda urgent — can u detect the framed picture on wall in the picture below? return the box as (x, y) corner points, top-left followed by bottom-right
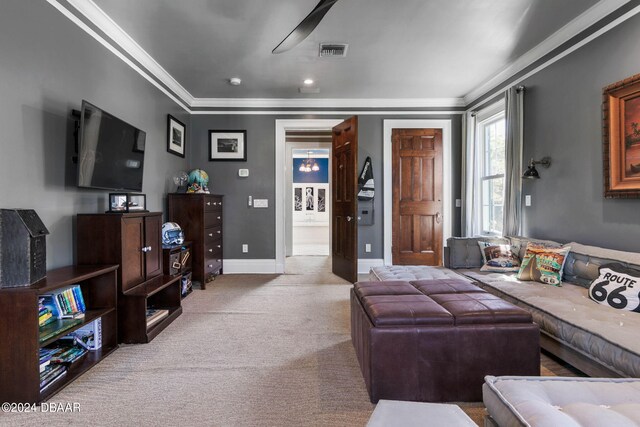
(167, 115), (186, 158)
(209, 130), (247, 161)
(603, 73), (640, 198)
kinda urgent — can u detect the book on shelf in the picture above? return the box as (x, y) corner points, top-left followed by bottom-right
(47, 345), (88, 365)
(38, 318), (83, 344)
(146, 308), (169, 329)
(40, 284), (86, 320)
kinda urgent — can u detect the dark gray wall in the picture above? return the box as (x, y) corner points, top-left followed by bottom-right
(190, 114), (462, 259)
(0, 1), (189, 269)
(518, 12), (640, 251)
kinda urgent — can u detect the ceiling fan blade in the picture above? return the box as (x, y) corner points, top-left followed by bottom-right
(272, 0), (339, 54)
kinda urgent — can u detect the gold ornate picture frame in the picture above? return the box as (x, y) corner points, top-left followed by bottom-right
(603, 73), (640, 198)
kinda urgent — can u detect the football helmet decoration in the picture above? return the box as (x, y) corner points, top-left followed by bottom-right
(162, 222), (184, 246)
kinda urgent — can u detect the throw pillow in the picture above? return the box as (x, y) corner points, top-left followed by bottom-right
(516, 243), (571, 286)
(477, 242), (520, 273)
(588, 263), (640, 312)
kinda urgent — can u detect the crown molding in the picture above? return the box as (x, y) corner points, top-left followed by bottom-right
(53, 0), (633, 113)
(464, 0), (631, 104)
(64, 0), (195, 107)
(190, 110), (465, 115)
(190, 97), (466, 109)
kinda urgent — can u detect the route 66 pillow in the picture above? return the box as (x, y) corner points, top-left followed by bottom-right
(588, 263), (640, 312)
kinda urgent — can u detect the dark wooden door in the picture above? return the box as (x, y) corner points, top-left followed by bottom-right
(332, 116), (358, 282)
(144, 214), (163, 279)
(392, 128), (443, 265)
(121, 216), (145, 291)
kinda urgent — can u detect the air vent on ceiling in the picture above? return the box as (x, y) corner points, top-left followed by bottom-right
(319, 43), (348, 57)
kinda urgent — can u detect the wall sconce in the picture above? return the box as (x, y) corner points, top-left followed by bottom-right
(522, 157), (551, 179)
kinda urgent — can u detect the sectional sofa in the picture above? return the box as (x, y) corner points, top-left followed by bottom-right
(369, 236), (640, 378)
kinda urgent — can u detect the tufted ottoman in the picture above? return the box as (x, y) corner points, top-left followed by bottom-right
(483, 376), (640, 426)
(351, 279), (540, 403)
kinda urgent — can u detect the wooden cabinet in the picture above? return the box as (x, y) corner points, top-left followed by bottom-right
(77, 212), (181, 343)
(168, 194), (223, 290)
(77, 212), (162, 293)
(0, 265), (118, 403)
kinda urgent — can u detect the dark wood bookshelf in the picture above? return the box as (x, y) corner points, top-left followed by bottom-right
(77, 212), (183, 344)
(119, 274), (182, 343)
(0, 265), (118, 404)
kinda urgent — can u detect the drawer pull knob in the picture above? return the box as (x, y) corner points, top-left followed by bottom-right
(219, 202), (222, 206)
(208, 233), (213, 237)
(141, 246), (152, 253)
(217, 245), (221, 248)
(217, 259), (221, 262)
(217, 230), (221, 234)
(217, 216), (221, 220)
(209, 249), (213, 253)
(207, 202), (211, 206)
(208, 264), (213, 268)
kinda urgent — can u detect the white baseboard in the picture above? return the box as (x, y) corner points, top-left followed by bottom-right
(224, 258), (384, 275)
(223, 259), (278, 274)
(358, 258), (385, 275)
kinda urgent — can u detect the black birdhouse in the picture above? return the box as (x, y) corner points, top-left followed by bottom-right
(0, 209), (49, 288)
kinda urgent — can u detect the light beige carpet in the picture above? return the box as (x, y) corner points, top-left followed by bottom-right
(0, 256), (578, 426)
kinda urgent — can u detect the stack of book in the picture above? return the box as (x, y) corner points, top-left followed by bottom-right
(41, 284), (86, 320)
(38, 298), (56, 327)
(146, 308), (169, 329)
(39, 348), (55, 373)
(39, 364), (66, 393)
(47, 344), (88, 365)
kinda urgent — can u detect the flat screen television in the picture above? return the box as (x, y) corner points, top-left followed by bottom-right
(77, 100), (146, 192)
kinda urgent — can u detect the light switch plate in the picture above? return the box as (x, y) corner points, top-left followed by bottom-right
(525, 195), (532, 206)
(242, 244), (248, 253)
(455, 199), (462, 208)
(238, 169), (249, 177)
(253, 199), (268, 208)
(365, 244), (371, 253)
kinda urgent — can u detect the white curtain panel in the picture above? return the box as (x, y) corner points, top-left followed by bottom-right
(462, 111), (479, 237)
(502, 86), (524, 236)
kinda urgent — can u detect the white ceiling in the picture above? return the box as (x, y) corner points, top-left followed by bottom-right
(90, 0), (612, 101)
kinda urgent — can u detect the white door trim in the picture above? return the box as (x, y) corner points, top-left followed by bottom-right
(383, 120), (453, 266)
(275, 119), (343, 273)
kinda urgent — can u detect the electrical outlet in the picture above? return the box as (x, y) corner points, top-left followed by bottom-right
(455, 199), (462, 208)
(242, 244), (248, 253)
(365, 244), (371, 253)
(525, 195), (532, 206)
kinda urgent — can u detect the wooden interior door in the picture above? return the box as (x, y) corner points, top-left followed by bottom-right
(392, 128), (443, 265)
(332, 116), (358, 282)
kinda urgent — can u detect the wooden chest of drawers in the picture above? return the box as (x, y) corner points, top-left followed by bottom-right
(168, 194), (223, 290)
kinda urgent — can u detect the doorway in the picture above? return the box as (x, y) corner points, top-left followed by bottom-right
(288, 145), (331, 256)
(275, 119), (343, 274)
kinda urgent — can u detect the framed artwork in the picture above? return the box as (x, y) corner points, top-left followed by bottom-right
(167, 115), (186, 158)
(294, 187), (302, 211)
(603, 73), (640, 198)
(305, 187), (314, 210)
(209, 130), (247, 161)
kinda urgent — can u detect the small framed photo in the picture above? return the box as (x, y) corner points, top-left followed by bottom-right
(603, 73), (640, 198)
(167, 115), (186, 158)
(209, 130), (247, 161)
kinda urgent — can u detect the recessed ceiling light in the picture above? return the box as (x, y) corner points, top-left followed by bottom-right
(229, 77), (242, 86)
(303, 78), (314, 86)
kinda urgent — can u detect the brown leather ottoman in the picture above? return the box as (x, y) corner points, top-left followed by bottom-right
(351, 279), (540, 403)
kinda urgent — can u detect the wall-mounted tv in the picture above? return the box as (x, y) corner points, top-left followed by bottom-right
(77, 100), (146, 192)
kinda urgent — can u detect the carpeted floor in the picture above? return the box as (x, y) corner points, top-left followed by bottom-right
(0, 256), (579, 426)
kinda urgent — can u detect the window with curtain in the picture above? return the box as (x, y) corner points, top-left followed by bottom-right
(476, 108), (506, 235)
